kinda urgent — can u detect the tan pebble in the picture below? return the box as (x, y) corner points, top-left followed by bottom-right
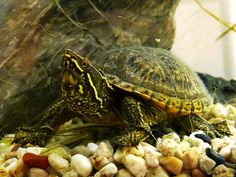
(28, 167), (48, 177)
(226, 104), (236, 121)
(219, 145), (232, 160)
(71, 145), (91, 157)
(48, 153), (69, 173)
(8, 159), (25, 177)
(199, 154), (216, 175)
(145, 165), (170, 177)
(174, 173), (191, 177)
(94, 163), (118, 177)
(116, 168), (134, 177)
(61, 168), (78, 177)
(182, 148), (199, 170)
(122, 144), (145, 157)
(229, 145), (236, 163)
(159, 156), (183, 175)
(0, 165), (9, 177)
(158, 139), (182, 158)
(212, 164), (235, 177)
(90, 141), (113, 170)
(162, 132), (181, 143)
(144, 150), (159, 169)
(211, 138), (227, 151)
(191, 168), (208, 177)
(122, 154), (147, 177)
(41, 146), (69, 159)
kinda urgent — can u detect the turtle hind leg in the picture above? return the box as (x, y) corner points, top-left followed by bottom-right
(174, 114), (231, 138)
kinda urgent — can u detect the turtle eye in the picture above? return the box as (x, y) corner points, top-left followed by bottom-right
(81, 58), (91, 69)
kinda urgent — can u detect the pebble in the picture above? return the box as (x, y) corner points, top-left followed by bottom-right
(90, 141), (114, 170)
(41, 146), (69, 159)
(27, 167), (49, 177)
(229, 145), (236, 163)
(209, 103), (227, 118)
(191, 168), (207, 177)
(0, 165), (8, 177)
(211, 138), (228, 151)
(157, 139), (182, 158)
(86, 142), (98, 154)
(162, 132), (181, 143)
(144, 150), (159, 169)
(145, 165), (170, 177)
(122, 154), (147, 177)
(48, 153), (69, 173)
(182, 148), (199, 170)
(212, 164), (235, 177)
(116, 168), (134, 177)
(94, 163), (118, 177)
(219, 145), (232, 160)
(199, 153), (216, 175)
(179, 141), (191, 153)
(71, 154), (92, 177)
(159, 156), (183, 175)
(226, 104), (236, 121)
(8, 159), (25, 177)
(174, 173), (191, 177)
(114, 144), (145, 164)
(71, 145), (91, 157)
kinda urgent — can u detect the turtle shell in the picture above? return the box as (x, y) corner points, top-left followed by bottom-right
(95, 47), (211, 115)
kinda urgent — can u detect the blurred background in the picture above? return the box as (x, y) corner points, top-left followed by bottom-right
(173, 0), (236, 80)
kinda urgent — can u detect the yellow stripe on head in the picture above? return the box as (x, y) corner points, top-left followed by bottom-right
(71, 58), (84, 72)
(87, 73), (103, 108)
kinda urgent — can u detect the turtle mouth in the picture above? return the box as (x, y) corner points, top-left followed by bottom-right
(61, 70), (78, 85)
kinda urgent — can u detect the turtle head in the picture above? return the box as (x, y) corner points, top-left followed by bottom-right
(61, 49), (112, 115)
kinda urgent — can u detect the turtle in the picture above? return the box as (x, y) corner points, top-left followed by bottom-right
(13, 47), (230, 147)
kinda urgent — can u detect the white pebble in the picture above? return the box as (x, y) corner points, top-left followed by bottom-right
(26, 147), (45, 155)
(210, 103), (227, 118)
(48, 153), (69, 173)
(122, 154), (147, 177)
(157, 139), (182, 158)
(71, 154), (92, 177)
(27, 167), (49, 177)
(116, 168), (134, 177)
(144, 150), (159, 169)
(179, 141), (191, 152)
(94, 163), (118, 177)
(2, 158), (18, 168)
(90, 141), (114, 170)
(86, 142), (98, 154)
(199, 154), (216, 175)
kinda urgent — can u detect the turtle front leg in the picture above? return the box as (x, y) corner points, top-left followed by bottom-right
(13, 100), (76, 146)
(114, 96), (156, 147)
